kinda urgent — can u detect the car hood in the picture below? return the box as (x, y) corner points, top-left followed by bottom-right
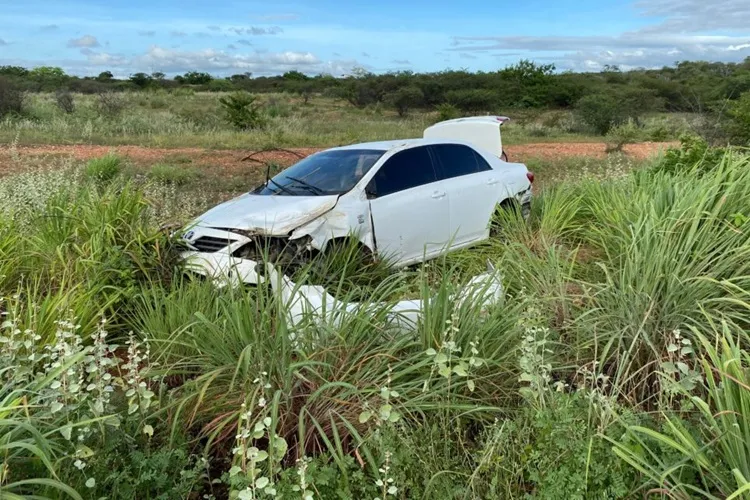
(193, 193), (339, 235)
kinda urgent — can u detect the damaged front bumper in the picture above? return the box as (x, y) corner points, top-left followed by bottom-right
(179, 226), (314, 286)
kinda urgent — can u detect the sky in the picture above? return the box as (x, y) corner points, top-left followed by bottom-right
(0, 0), (749, 77)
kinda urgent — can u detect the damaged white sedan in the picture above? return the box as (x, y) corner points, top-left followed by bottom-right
(180, 116), (534, 285)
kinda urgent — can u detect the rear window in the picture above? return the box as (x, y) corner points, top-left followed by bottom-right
(430, 144), (492, 180)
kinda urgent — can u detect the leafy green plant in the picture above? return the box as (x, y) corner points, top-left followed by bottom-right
(384, 86), (424, 117)
(84, 153), (123, 182)
(576, 93), (627, 135)
(605, 119), (642, 153)
(219, 92), (266, 130)
(436, 103), (460, 121)
(653, 134), (728, 175)
(0, 76), (25, 118)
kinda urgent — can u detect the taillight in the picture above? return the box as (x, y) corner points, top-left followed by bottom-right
(526, 171), (535, 184)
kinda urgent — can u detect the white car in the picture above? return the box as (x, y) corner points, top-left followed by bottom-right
(180, 116), (534, 284)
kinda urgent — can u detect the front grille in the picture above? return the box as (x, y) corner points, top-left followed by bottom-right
(191, 235), (238, 253)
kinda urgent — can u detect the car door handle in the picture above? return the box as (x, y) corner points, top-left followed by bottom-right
(487, 178), (500, 185)
(431, 191), (446, 199)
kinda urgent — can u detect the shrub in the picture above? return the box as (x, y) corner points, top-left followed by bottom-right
(605, 119), (642, 153)
(445, 88), (498, 112)
(653, 134), (728, 175)
(385, 85), (424, 117)
(436, 102), (460, 121)
(218, 91), (266, 130)
(575, 93), (626, 135)
(0, 76), (25, 118)
(85, 153), (123, 182)
(55, 89), (75, 114)
(475, 392), (638, 498)
(725, 90), (750, 145)
(147, 163), (201, 186)
(97, 90), (125, 117)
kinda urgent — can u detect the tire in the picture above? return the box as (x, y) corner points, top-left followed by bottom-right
(489, 199), (530, 237)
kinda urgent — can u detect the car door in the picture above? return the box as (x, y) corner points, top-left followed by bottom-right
(429, 143), (498, 246)
(365, 146), (451, 265)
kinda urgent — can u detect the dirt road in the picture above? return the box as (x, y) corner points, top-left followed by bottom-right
(0, 141), (675, 176)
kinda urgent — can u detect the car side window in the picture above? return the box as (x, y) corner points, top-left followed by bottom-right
(367, 146), (437, 197)
(431, 144), (492, 180)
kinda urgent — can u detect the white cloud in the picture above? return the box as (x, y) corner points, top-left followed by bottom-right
(138, 30), (156, 37)
(450, 0), (750, 70)
(237, 39), (253, 46)
(39, 24), (59, 32)
(0, 38), (7, 46)
(170, 31), (187, 37)
(67, 35), (100, 48)
(228, 26), (283, 36)
(207, 25), (221, 31)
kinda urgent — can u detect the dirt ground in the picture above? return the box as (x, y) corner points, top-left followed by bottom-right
(0, 141), (675, 177)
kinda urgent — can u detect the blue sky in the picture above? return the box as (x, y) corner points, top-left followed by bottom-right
(0, 0), (748, 77)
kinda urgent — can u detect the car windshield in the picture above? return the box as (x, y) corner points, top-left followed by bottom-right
(254, 149), (384, 196)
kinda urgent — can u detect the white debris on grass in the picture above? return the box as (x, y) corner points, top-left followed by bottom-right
(264, 261), (504, 333)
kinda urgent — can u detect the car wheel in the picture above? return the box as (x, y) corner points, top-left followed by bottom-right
(489, 199), (530, 237)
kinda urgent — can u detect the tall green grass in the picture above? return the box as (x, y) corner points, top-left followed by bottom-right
(1, 149), (750, 497)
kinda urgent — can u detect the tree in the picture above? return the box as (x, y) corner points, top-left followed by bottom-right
(0, 77), (25, 118)
(218, 92), (265, 130)
(726, 90), (750, 145)
(28, 66), (67, 88)
(445, 89), (498, 112)
(385, 86), (424, 117)
(0, 66), (29, 78)
(283, 70), (308, 81)
(151, 71), (165, 81)
(229, 72), (252, 81)
(181, 71), (213, 84)
(129, 72), (152, 88)
(96, 71), (114, 82)
(575, 94), (627, 135)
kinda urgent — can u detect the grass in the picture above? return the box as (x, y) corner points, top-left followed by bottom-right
(0, 91), (693, 149)
(1, 140), (750, 498)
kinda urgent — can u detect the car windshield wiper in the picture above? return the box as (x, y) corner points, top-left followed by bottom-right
(283, 176), (325, 195)
(267, 177), (296, 196)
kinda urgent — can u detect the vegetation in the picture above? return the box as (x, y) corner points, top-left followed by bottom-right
(2, 58), (750, 147)
(2, 137), (750, 498)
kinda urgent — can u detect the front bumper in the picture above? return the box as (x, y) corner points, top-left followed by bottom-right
(181, 250), (263, 285)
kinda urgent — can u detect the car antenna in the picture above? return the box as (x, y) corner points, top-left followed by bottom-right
(264, 162), (271, 186)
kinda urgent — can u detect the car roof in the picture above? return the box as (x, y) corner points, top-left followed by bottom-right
(327, 137), (474, 152)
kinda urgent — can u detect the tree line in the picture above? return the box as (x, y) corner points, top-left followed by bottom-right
(2, 58), (750, 143)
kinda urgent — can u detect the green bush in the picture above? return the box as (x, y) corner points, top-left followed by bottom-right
(384, 85), (424, 117)
(445, 88), (498, 112)
(147, 163), (201, 185)
(605, 119), (643, 153)
(475, 392), (638, 499)
(726, 90), (750, 145)
(0, 76), (25, 118)
(575, 93), (626, 135)
(653, 134), (728, 175)
(218, 91), (266, 130)
(436, 102), (460, 121)
(85, 153), (123, 182)
(55, 89), (75, 114)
